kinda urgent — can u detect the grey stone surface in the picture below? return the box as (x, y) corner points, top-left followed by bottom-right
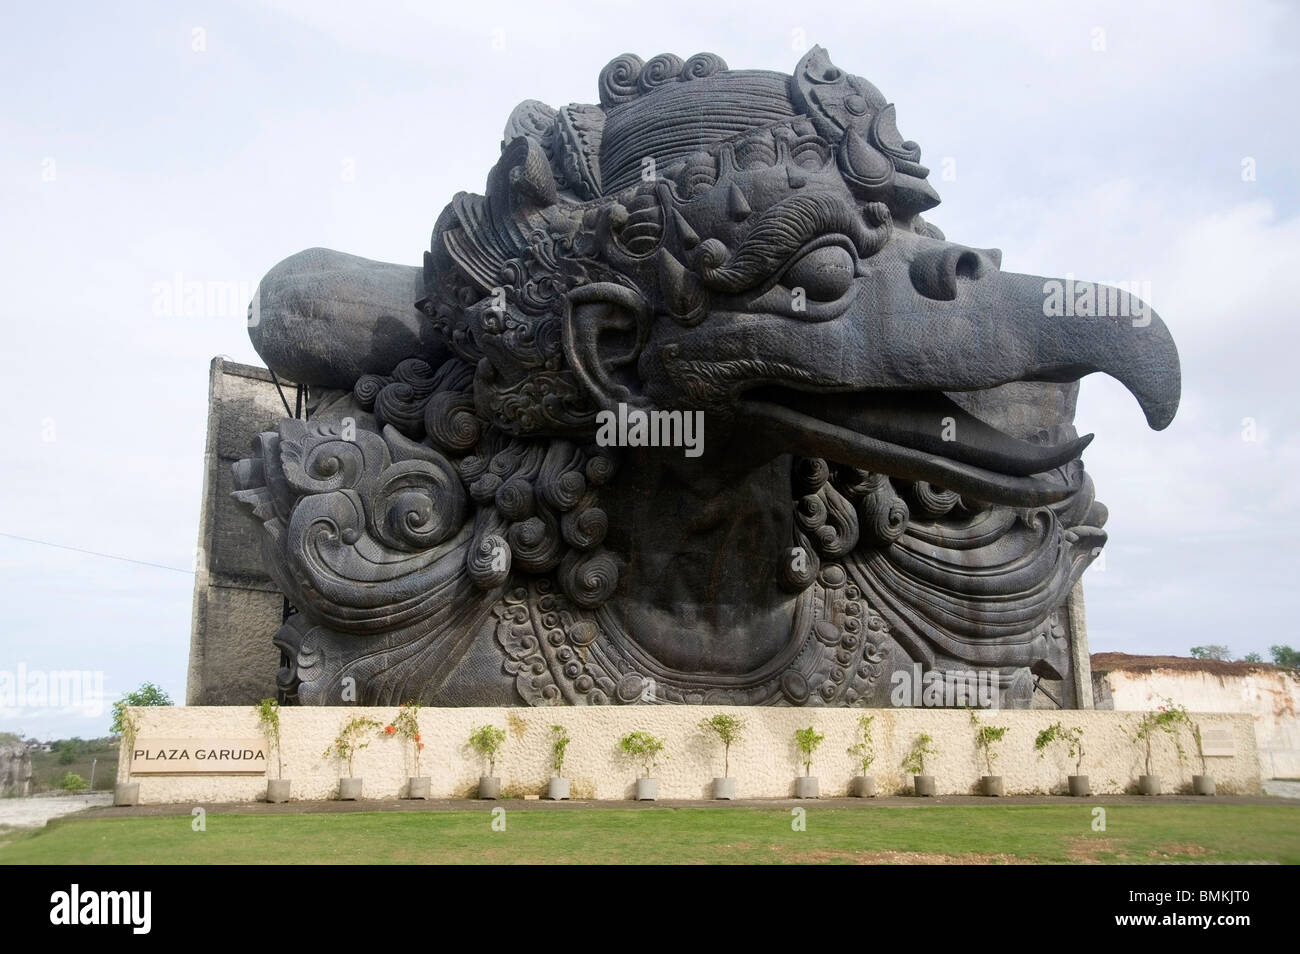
(248, 248), (446, 390)
(228, 47), (1180, 709)
(0, 739), (32, 797)
(1067, 582), (1094, 709)
(186, 358), (288, 706)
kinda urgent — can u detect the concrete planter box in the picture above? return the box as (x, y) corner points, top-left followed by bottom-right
(1138, 774), (1161, 796)
(851, 776), (877, 798)
(635, 777), (658, 801)
(546, 777), (570, 800)
(1193, 774), (1216, 796)
(794, 776), (819, 799)
(713, 777), (736, 800)
(913, 775), (936, 797)
(338, 777), (363, 800)
(407, 777), (431, 800)
(266, 779), (292, 803)
(478, 776), (501, 800)
(981, 775), (1005, 797)
(114, 782), (139, 807)
(1067, 775), (1090, 797)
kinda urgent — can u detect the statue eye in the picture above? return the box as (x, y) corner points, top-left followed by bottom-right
(782, 245), (855, 301)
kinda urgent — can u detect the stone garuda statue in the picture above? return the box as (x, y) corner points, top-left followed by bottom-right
(234, 48), (1180, 709)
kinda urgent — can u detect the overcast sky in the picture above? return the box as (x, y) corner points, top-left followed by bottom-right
(2, 0), (1296, 738)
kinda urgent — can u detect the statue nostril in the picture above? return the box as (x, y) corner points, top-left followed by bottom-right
(954, 251), (981, 281)
(909, 244), (995, 300)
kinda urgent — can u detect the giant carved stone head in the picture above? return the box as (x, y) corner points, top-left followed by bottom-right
(236, 48), (1179, 708)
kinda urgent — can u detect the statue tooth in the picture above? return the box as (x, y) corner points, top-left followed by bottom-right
(657, 248), (705, 322)
(671, 209), (700, 250)
(728, 183), (751, 221)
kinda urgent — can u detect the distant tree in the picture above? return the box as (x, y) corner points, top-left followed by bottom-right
(1190, 645), (1231, 661)
(1270, 645), (1300, 670)
(1242, 652), (1263, 663)
(56, 737), (84, 765)
(110, 682), (173, 736)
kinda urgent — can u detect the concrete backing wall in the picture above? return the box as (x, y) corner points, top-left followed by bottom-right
(118, 705), (1261, 804)
(186, 358), (290, 706)
(1098, 662), (1299, 779)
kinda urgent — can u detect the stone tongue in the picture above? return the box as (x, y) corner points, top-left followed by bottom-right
(774, 389), (1092, 477)
(739, 394), (1084, 507)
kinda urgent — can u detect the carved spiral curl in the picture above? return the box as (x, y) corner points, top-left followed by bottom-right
(457, 453), (489, 484)
(638, 53), (684, 92)
(424, 391), (481, 454)
(469, 472), (502, 504)
(489, 439), (537, 477)
(537, 441), (588, 511)
(353, 374), (389, 410)
(795, 493), (828, 533)
(495, 477), (535, 521)
(585, 449), (618, 486)
(371, 459), (467, 552)
(544, 468), (586, 511)
(467, 532), (511, 589)
(794, 457), (831, 495)
(680, 52), (727, 80)
(391, 358), (438, 394)
(812, 482), (860, 557)
(863, 201), (892, 229)
(911, 481), (960, 518)
(284, 438), (367, 496)
(560, 494), (608, 551)
(859, 480), (910, 545)
(507, 507), (564, 573)
(559, 549), (619, 609)
(374, 382), (427, 438)
(599, 53), (644, 107)
(696, 238), (729, 272)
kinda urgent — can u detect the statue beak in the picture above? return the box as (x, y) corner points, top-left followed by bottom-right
(864, 259), (1182, 432)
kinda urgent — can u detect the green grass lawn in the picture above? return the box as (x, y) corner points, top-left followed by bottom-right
(2, 803), (1297, 864)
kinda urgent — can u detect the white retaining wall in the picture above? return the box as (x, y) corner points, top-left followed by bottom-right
(118, 705), (1261, 803)
(1103, 667), (1300, 779)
